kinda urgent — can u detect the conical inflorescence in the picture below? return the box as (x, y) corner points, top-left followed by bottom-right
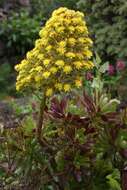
(15, 7), (94, 96)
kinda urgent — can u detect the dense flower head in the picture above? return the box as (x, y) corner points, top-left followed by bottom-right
(15, 7), (94, 96)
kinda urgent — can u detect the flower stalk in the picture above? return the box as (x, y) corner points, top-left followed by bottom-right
(36, 93), (47, 147)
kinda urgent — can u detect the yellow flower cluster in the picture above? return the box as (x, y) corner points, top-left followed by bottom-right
(15, 7), (94, 96)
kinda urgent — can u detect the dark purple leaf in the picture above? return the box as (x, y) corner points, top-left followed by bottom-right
(80, 91), (96, 114)
(101, 112), (120, 123)
(50, 97), (62, 114)
(48, 97), (67, 119)
(60, 97), (68, 114)
(66, 113), (90, 127)
(110, 128), (118, 140)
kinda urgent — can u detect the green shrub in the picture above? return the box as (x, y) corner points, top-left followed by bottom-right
(0, 63), (15, 99)
(30, 0), (78, 16)
(0, 9), (41, 56)
(77, 0), (127, 61)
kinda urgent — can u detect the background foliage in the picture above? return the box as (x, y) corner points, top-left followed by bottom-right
(0, 1), (127, 189)
(77, 0), (127, 61)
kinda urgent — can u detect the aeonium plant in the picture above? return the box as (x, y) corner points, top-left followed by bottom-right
(14, 7), (127, 190)
(15, 7), (94, 147)
(43, 81), (127, 189)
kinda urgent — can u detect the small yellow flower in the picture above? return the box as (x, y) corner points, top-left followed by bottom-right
(64, 84), (71, 92)
(39, 30), (43, 37)
(35, 39), (42, 48)
(68, 26), (75, 32)
(68, 38), (76, 46)
(57, 47), (66, 55)
(64, 19), (71, 25)
(46, 88), (53, 96)
(77, 11), (84, 17)
(84, 38), (93, 45)
(84, 50), (93, 58)
(73, 61), (83, 69)
(56, 26), (65, 33)
(66, 52), (75, 58)
(88, 61), (94, 67)
(46, 45), (52, 51)
(35, 39), (41, 45)
(21, 59), (28, 66)
(38, 54), (44, 60)
(55, 83), (62, 90)
(29, 68), (35, 73)
(16, 85), (20, 91)
(35, 66), (43, 72)
(55, 60), (65, 67)
(49, 31), (56, 38)
(43, 59), (50, 66)
(15, 60), (28, 70)
(83, 61), (94, 69)
(42, 71), (51, 79)
(35, 75), (41, 82)
(78, 37), (84, 43)
(76, 26), (88, 33)
(39, 29), (48, 37)
(17, 75), (21, 81)
(54, 22), (60, 28)
(26, 51), (33, 60)
(59, 41), (66, 47)
(72, 17), (82, 24)
(41, 39), (48, 46)
(25, 76), (31, 82)
(52, 7), (67, 16)
(50, 67), (58, 74)
(75, 79), (82, 88)
(76, 53), (84, 60)
(15, 64), (20, 71)
(63, 65), (72, 74)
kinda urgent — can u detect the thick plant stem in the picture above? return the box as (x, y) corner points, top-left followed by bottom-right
(121, 167), (127, 190)
(37, 94), (47, 147)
